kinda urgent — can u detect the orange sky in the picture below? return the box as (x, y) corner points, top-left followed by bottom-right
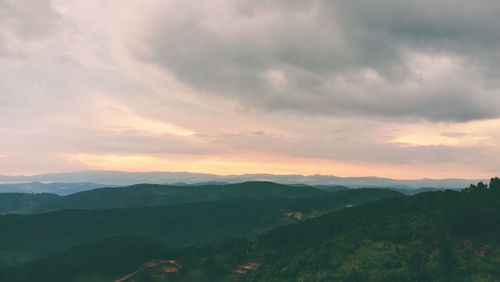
(65, 152), (494, 180)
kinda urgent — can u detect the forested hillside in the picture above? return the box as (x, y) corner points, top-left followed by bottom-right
(0, 187), (399, 269)
(2, 178), (499, 281)
(0, 182), (334, 214)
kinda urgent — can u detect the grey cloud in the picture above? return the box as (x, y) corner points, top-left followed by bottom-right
(0, 0), (61, 55)
(144, 0), (500, 122)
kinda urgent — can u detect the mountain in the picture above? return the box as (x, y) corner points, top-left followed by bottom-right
(243, 187), (500, 281)
(0, 188), (401, 269)
(0, 170), (483, 189)
(0, 182), (104, 195)
(1, 182), (336, 214)
(0, 193), (60, 214)
(3, 185), (500, 281)
(0, 171), (219, 186)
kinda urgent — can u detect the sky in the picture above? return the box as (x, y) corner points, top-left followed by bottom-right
(1, 0), (499, 179)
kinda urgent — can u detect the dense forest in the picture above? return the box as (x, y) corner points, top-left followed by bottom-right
(0, 182), (345, 214)
(0, 183), (398, 271)
(245, 177), (500, 281)
(0, 178), (499, 281)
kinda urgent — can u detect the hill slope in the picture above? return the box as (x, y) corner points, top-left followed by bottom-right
(0, 182), (331, 214)
(0, 236), (177, 282)
(244, 187), (500, 281)
(0, 182), (104, 196)
(0, 188), (400, 268)
(5, 187), (500, 281)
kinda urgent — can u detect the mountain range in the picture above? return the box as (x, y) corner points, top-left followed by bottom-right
(0, 170), (482, 190)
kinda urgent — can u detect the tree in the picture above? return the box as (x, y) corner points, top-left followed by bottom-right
(477, 181), (488, 190)
(489, 177), (500, 190)
(464, 184), (477, 193)
(202, 255), (228, 281)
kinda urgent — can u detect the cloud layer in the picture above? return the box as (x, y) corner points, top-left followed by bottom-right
(146, 0), (500, 122)
(0, 0), (499, 178)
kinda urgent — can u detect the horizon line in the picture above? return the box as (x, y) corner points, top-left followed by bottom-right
(0, 169), (489, 182)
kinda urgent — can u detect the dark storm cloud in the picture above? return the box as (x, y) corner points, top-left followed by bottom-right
(144, 0), (500, 122)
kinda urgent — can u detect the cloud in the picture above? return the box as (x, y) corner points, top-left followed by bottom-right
(0, 0), (499, 178)
(143, 0), (500, 122)
(0, 0), (62, 56)
(94, 97), (195, 137)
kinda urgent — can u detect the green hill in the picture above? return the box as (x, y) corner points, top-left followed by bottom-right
(241, 180), (500, 281)
(5, 185), (500, 282)
(5, 179), (499, 282)
(0, 236), (177, 282)
(0, 193), (60, 214)
(0, 188), (400, 268)
(0, 182), (332, 214)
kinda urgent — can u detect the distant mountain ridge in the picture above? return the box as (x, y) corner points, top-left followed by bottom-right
(0, 170), (483, 189)
(0, 182), (105, 195)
